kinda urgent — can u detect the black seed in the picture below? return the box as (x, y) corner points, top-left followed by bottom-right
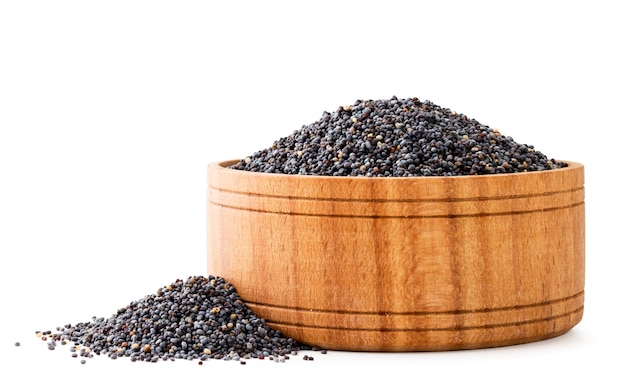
(229, 96), (566, 177)
(36, 276), (314, 363)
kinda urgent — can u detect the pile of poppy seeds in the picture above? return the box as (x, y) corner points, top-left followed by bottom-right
(31, 96), (565, 364)
(230, 96), (567, 176)
(35, 276), (319, 364)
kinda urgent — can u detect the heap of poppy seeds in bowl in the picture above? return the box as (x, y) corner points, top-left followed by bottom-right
(37, 275), (317, 363)
(229, 96), (567, 176)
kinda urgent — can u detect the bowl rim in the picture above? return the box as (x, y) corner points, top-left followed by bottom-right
(208, 159), (584, 201)
(210, 159), (583, 181)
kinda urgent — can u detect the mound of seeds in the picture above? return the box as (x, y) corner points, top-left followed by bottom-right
(37, 275), (314, 363)
(230, 96), (567, 176)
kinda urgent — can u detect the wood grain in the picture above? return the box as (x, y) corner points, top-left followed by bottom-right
(207, 160), (585, 351)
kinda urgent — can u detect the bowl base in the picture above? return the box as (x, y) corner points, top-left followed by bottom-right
(248, 292), (583, 351)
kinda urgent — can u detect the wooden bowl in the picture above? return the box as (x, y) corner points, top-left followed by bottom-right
(207, 160), (585, 351)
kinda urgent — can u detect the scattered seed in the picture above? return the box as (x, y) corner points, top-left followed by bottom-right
(36, 275), (315, 363)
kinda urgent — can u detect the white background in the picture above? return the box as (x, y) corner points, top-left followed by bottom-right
(1, 1), (624, 388)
